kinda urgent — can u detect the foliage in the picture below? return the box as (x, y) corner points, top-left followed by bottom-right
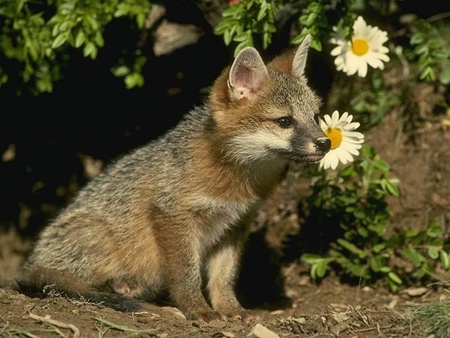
(408, 19), (450, 84)
(0, 0), (152, 94)
(2, 0), (449, 104)
(300, 145), (450, 292)
(214, 0), (277, 55)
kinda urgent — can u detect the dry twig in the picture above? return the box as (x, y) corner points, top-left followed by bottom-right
(29, 313), (80, 338)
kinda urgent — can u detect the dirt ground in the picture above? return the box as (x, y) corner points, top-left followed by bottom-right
(0, 108), (449, 338)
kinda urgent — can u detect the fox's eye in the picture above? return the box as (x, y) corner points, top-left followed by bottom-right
(275, 116), (293, 128)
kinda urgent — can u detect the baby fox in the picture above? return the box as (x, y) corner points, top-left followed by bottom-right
(15, 35), (330, 321)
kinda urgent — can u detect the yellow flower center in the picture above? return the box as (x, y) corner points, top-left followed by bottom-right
(325, 128), (343, 149)
(352, 38), (369, 56)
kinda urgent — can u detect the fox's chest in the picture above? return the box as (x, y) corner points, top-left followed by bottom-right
(188, 193), (259, 248)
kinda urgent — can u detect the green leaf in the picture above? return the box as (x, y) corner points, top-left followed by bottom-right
(400, 248), (424, 267)
(353, 209), (365, 219)
(83, 42), (97, 59)
(94, 31), (105, 47)
(420, 66), (436, 81)
(439, 62), (450, 85)
(428, 246), (439, 260)
(304, 12), (317, 26)
(388, 271), (403, 285)
(310, 264), (318, 279)
(136, 13), (146, 29)
(387, 280), (399, 292)
(52, 34), (67, 49)
(406, 229), (419, 237)
(347, 264), (367, 278)
(310, 38), (322, 52)
(234, 31), (251, 42)
(368, 222), (387, 237)
(257, 6), (266, 21)
(440, 251), (449, 270)
(52, 23), (60, 37)
(85, 15), (99, 30)
(111, 65), (130, 77)
(27, 41), (38, 61)
(372, 243), (386, 253)
(411, 33), (425, 45)
(380, 266), (391, 273)
(414, 44), (429, 56)
(340, 165), (355, 177)
(125, 72), (144, 89)
(426, 223), (443, 238)
(357, 226), (369, 238)
(315, 260), (329, 278)
(300, 253), (324, 264)
(59, 21), (71, 33)
(75, 31), (85, 48)
(337, 238), (366, 257)
(431, 49), (450, 59)
(223, 29), (232, 46)
(114, 4), (128, 17)
(369, 256), (383, 272)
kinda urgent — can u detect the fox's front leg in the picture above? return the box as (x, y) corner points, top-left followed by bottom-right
(207, 228), (246, 317)
(160, 222), (221, 321)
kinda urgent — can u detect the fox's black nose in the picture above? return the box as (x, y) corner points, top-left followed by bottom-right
(315, 137), (331, 152)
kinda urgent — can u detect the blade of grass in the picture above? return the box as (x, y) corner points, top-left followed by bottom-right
(93, 317), (158, 335)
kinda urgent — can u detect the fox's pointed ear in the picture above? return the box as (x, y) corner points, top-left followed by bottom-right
(292, 34), (311, 77)
(228, 47), (268, 101)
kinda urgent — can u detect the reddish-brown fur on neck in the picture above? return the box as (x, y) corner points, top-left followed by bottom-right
(268, 48), (296, 75)
(209, 66), (232, 111)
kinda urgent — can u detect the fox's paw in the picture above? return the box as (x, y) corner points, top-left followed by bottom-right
(212, 304), (250, 322)
(187, 309), (223, 322)
(111, 278), (143, 298)
(220, 309), (259, 325)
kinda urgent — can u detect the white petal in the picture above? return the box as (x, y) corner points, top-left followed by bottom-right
(346, 146), (361, 156)
(331, 110), (340, 123)
(319, 158), (328, 170)
(345, 114), (353, 124)
(375, 52), (390, 62)
(343, 130), (364, 139)
(340, 111), (349, 123)
(335, 58), (347, 72)
(345, 122), (360, 130)
(321, 151), (338, 170)
(357, 61), (368, 77)
(331, 45), (344, 56)
(329, 153), (339, 169)
(353, 16), (366, 32)
(366, 55), (384, 69)
(345, 55), (360, 75)
(337, 149), (353, 163)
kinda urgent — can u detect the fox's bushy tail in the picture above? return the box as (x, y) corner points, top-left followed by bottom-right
(12, 266), (142, 312)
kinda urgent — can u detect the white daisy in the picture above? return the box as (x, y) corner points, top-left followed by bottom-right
(330, 16), (390, 77)
(319, 110), (364, 170)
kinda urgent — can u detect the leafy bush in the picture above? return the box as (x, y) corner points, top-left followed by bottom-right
(0, 0), (152, 93)
(300, 145), (449, 291)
